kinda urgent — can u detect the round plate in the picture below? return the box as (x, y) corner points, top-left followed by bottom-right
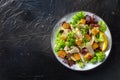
(51, 11), (112, 71)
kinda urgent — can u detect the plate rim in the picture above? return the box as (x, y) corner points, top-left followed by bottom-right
(51, 11), (112, 71)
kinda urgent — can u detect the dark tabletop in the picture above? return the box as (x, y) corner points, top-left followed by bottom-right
(0, 0), (119, 80)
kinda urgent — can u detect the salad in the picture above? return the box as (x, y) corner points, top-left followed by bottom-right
(54, 11), (108, 68)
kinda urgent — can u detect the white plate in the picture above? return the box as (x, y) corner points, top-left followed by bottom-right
(51, 11), (112, 71)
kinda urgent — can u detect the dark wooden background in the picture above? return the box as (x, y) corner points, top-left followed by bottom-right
(0, 0), (119, 80)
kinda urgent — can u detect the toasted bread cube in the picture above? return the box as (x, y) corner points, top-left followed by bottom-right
(62, 22), (71, 29)
(60, 35), (67, 41)
(58, 50), (67, 58)
(78, 19), (86, 24)
(75, 39), (82, 46)
(92, 42), (99, 50)
(84, 53), (93, 61)
(85, 34), (91, 41)
(72, 53), (81, 61)
(91, 28), (99, 35)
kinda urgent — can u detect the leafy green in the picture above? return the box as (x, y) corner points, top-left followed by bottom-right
(55, 30), (62, 44)
(98, 20), (107, 32)
(68, 32), (75, 38)
(80, 25), (90, 35)
(89, 51), (105, 64)
(55, 29), (66, 52)
(66, 39), (75, 47)
(66, 32), (75, 47)
(95, 51), (105, 62)
(84, 25), (90, 29)
(81, 25), (90, 45)
(55, 39), (65, 52)
(72, 24), (78, 29)
(90, 56), (97, 64)
(82, 37), (89, 45)
(56, 29), (62, 38)
(76, 11), (85, 19)
(80, 28), (86, 35)
(95, 33), (104, 42)
(77, 61), (85, 68)
(71, 11), (85, 25)
(73, 15), (80, 21)
(71, 20), (77, 25)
